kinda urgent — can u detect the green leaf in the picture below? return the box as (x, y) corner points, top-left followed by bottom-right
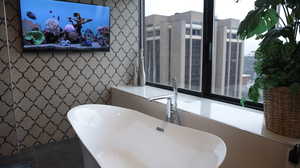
(286, 0), (296, 5)
(294, 6), (300, 19)
(248, 85), (260, 102)
(281, 42), (297, 58)
(238, 9), (262, 39)
(259, 27), (294, 49)
(262, 8), (279, 29)
(286, 0), (300, 19)
(254, 59), (263, 74)
(286, 0), (300, 8)
(238, 8), (279, 40)
(240, 97), (247, 107)
(259, 38), (283, 57)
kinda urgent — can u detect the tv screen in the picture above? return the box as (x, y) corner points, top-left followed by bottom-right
(20, 0), (110, 51)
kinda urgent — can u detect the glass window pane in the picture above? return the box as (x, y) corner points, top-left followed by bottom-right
(155, 30), (160, 36)
(147, 31), (153, 37)
(145, 0), (203, 92)
(211, 0), (261, 101)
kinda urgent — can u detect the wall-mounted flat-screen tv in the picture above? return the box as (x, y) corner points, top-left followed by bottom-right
(20, 0), (110, 51)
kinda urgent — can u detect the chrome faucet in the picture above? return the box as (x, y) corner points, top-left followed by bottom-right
(148, 78), (181, 126)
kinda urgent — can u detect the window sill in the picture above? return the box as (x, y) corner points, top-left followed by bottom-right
(113, 85), (300, 146)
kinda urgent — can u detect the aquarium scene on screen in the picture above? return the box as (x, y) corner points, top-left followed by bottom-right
(20, 0), (110, 51)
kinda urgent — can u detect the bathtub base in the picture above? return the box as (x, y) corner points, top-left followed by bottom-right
(80, 142), (101, 168)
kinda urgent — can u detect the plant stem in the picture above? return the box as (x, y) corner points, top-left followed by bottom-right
(282, 3), (296, 42)
(279, 16), (287, 27)
(281, 4), (289, 24)
(295, 21), (300, 40)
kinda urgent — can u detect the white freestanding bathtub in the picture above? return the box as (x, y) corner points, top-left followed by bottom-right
(67, 104), (226, 168)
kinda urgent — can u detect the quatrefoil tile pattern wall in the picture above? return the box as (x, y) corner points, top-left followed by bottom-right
(0, 0), (139, 156)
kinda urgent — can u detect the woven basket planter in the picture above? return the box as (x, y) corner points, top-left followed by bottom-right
(264, 87), (300, 138)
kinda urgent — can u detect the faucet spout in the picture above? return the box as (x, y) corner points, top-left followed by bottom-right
(148, 78), (181, 126)
(148, 95), (173, 102)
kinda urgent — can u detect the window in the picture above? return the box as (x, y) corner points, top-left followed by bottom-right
(155, 40), (160, 82)
(184, 38), (202, 90)
(212, 0), (260, 101)
(146, 24), (154, 27)
(191, 39), (202, 90)
(147, 31), (154, 37)
(145, 40), (154, 81)
(231, 33), (237, 39)
(145, 0), (204, 91)
(227, 33), (238, 39)
(192, 29), (201, 36)
(145, 30), (160, 82)
(185, 39), (191, 87)
(144, 0), (263, 109)
(155, 29), (160, 36)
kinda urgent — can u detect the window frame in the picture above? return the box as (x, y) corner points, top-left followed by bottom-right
(141, 0), (263, 111)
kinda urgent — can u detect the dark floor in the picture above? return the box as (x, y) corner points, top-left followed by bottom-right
(0, 138), (83, 168)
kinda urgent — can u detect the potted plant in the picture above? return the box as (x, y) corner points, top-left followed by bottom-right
(237, 0), (300, 138)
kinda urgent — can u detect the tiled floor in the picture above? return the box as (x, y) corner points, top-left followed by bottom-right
(0, 138), (83, 168)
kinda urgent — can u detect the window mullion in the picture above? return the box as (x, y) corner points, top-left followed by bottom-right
(202, 0), (214, 95)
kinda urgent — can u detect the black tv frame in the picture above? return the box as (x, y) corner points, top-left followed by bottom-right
(18, 0), (111, 52)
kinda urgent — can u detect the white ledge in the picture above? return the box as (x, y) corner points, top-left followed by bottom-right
(113, 85), (300, 147)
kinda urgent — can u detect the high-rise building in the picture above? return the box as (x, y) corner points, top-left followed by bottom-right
(212, 18), (244, 98)
(145, 11), (244, 97)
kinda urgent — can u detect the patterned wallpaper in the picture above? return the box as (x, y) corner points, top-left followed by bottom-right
(0, 0), (139, 156)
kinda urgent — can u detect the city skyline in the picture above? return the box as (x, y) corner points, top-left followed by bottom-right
(145, 0), (259, 56)
(145, 11), (247, 98)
